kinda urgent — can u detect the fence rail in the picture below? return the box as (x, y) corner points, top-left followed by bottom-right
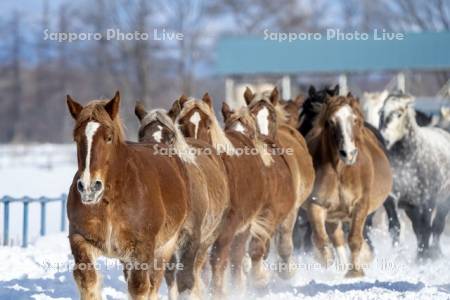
(1, 194), (67, 247)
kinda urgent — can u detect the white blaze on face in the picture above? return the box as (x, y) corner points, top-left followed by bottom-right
(80, 121), (100, 188)
(153, 125), (163, 143)
(256, 107), (270, 136)
(335, 105), (355, 152)
(189, 111), (201, 139)
(232, 121), (246, 133)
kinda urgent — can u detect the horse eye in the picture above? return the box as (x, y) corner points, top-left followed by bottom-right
(106, 135), (113, 143)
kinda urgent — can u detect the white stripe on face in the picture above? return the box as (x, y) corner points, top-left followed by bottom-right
(232, 122), (246, 133)
(256, 107), (270, 136)
(80, 121), (100, 187)
(335, 105), (354, 150)
(153, 125), (163, 143)
(189, 112), (201, 139)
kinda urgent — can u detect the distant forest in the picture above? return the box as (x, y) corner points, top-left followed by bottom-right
(1, 0), (449, 143)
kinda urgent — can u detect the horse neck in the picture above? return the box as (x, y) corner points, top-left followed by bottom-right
(209, 122), (235, 155)
(107, 141), (131, 179)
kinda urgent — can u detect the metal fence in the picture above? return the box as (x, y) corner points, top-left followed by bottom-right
(1, 194), (67, 247)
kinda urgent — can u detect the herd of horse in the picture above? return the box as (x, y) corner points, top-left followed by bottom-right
(65, 85), (450, 300)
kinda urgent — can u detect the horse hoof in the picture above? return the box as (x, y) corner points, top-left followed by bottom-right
(278, 267), (296, 280)
(314, 245), (334, 267)
(345, 269), (365, 278)
(251, 270), (271, 288)
(179, 290), (200, 300)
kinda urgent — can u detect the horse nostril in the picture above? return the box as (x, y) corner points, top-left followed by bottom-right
(77, 180), (85, 192)
(93, 180), (103, 192)
(339, 150), (347, 158)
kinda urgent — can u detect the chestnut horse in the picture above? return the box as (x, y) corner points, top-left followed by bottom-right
(66, 92), (188, 300)
(134, 104), (230, 299)
(171, 94), (295, 296)
(277, 95), (304, 128)
(244, 87), (315, 278)
(306, 94), (392, 277)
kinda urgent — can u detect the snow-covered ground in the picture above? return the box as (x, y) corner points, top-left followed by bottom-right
(1, 144), (450, 299)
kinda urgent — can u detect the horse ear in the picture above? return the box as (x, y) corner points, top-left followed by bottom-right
(202, 93), (213, 108)
(244, 87), (255, 105)
(270, 87), (279, 105)
(333, 85), (340, 96)
(308, 85), (316, 97)
(66, 95), (83, 120)
(134, 101), (147, 122)
(347, 92), (353, 97)
(105, 91), (120, 120)
(168, 99), (181, 120)
(221, 102), (234, 120)
(380, 90), (389, 101)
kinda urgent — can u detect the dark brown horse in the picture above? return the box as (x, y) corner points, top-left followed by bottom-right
(306, 95), (392, 277)
(171, 94), (295, 297)
(135, 104), (230, 299)
(244, 87), (315, 278)
(66, 92), (188, 300)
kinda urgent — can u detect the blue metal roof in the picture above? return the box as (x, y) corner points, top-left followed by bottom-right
(216, 31), (450, 75)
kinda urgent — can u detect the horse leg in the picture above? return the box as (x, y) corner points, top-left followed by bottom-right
(210, 210), (241, 299)
(149, 238), (177, 300)
(191, 244), (210, 298)
(383, 195), (401, 245)
(69, 234), (101, 300)
(230, 229), (251, 292)
(404, 204), (432, 260)
(164, 255), (178, 300)
(430, 202), (450, 259)
(308, 202), (333, 266)
(346, 201), (370, 278)
(276, 208), (298, 279)
(293, 209), (313, 252)
(177, 233), (202, 299)
(249, 209), (276, 289)
(326, 222), (347, 267)
(127, 268), (151, 300)
(363, 213), (374, 251)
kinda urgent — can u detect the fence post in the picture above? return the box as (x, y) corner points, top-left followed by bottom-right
(40, 200), (46, 236)
(22, 199), (29, 247)
(60, 194), (67, 232)
(3, 199), (10, 246)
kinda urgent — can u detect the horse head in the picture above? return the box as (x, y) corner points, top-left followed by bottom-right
(379, 92), (415, 149)
(66, 91), (124, 204)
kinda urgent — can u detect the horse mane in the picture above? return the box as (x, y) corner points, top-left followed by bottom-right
(316, 95), (364, 129)
(178, 99), (236, 155)
(140, 108), (196, 164)
(274, 102), (289, 123)
(76, 99), (125, 142)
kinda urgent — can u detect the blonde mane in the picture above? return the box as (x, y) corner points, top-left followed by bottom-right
(76, 99), (125, 142)
(140, 108), (196, 164)
(274, 102), (289, 123)
(177, 99), (236, 155)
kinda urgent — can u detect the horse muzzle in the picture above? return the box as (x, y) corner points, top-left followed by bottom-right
(339, 148), (358, 165)
(77, 179), (104, 204)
